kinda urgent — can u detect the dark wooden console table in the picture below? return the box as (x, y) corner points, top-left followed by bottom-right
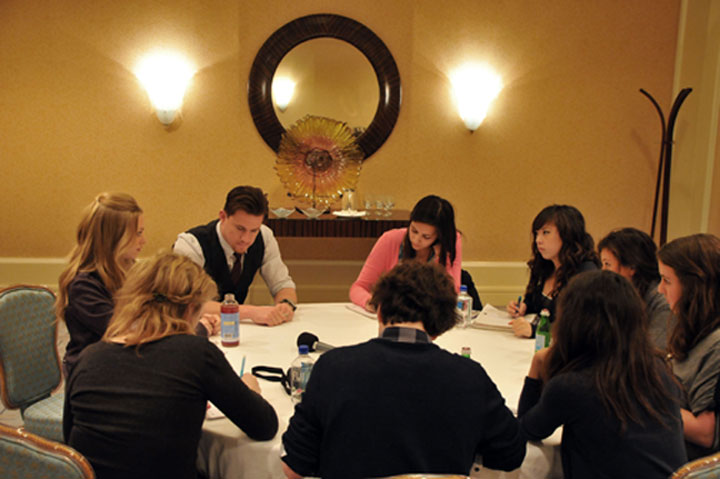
(265, 210), (409, 238)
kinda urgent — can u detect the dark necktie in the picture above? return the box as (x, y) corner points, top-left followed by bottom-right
(231, 253), (243, 286)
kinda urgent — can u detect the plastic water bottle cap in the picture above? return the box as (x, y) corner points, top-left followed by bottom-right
(298, 345), (309, 354)
(460, 285), (468, 293)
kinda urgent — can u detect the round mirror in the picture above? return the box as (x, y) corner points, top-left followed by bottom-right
(273, 38), (379, 133)
(248, 14), (401, 159)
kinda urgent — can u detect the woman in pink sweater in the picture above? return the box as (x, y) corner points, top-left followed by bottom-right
(350, 195), (462, 311)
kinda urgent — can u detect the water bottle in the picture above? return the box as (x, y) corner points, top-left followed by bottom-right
(534, 308), (551, 351)
(290, 345), (315, 404)
(456, 285), (473, 328)
(220, 293), (239, 347)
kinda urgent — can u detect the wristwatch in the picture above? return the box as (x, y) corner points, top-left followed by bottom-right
(280, 298), (297, 311)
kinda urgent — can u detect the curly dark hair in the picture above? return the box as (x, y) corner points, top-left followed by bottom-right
(598, 227), (660, 298)
(401, 195), (458, 267)
(547, 270), (679, 432)
(658, 234), (720, 360)
(223, 185), (268, 218)
(369, 262), (458, 337)
(526, 204), (599, 300)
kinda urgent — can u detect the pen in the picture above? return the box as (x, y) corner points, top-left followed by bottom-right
(516, 296), (523, 314)
(240, 355), (246, 376)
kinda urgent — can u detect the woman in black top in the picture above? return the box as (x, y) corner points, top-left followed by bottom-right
(507, 204), (599, 338)
(64, 252), (278, 479)
(55, 192), (146, 376)
(56, 192), (218, 377)
(518, 270), (686, 478)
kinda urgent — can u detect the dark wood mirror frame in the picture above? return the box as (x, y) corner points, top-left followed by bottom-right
(248, 14), (401, 159)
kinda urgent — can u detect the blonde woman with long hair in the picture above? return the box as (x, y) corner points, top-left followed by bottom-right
(63, 252), (278, 479)
(56, 192), (146, 376)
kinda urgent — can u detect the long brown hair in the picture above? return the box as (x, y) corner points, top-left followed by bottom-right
(546, 270), (677, 431)
(401, 195), (458, 267)
(55, 193), (142, 321)
(658, 234), (720, 360)
(526, 204), (599, 300)
(103, 252), (217, 346)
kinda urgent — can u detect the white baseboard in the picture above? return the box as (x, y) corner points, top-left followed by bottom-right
(0, 258), (530, 307)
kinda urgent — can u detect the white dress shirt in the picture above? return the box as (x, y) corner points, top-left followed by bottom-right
(173, 222), (296, 297)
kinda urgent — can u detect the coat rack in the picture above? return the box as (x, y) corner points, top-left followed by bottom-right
(639, 87), (692, 246)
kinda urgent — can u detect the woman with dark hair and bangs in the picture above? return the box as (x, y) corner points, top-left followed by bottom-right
(507, 204), (599, 338)
(350, 195), (462, 312)
(598, 227), (674, 350)
(518, 270), (686, 478)
(658, 234), (720, 459)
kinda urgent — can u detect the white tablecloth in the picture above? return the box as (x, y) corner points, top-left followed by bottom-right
(196, 303), (562, 479)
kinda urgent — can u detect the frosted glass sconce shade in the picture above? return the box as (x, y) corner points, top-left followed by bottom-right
(135, 51), (195, 125)
(451, 64), (503, 131)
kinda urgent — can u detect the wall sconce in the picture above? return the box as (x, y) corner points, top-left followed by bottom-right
(135, 51), (195, 126)
(272, 76), (296, 112)
(450, 63), (503, 131)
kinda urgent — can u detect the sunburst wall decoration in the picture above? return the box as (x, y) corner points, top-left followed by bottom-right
(276, 115), (364, 208)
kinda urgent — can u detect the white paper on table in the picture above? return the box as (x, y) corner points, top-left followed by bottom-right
(470, 304), (533, 331)
(206, 402), (225, 420)
(345, 303), (377, 319)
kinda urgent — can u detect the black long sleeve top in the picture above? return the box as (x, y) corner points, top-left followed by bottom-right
(517, 369), (686, 479)
(64, 334), (278, 479)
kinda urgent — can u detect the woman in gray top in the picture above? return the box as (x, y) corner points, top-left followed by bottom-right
(658, 234), (720, 459)
(598, 227), (674, 350)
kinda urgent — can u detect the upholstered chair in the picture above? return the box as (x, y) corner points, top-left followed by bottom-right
(672, 452), (720, 479)
(0, 285), (64, 442)
(0, 423), (93, 478)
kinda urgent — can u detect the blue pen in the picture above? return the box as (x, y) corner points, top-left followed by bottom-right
(240, 355), (246, 376)
(516, 296), (523, 314)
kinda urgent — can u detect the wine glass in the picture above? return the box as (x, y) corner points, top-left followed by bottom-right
(363, 194), (375, 218)
(382, 196), (395, 217)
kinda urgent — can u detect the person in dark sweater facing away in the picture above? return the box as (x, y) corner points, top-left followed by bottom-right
(507, 204), (599, 338)
(282, 262), (525, 479)
(64, 252), (278, 479)
(518, 270), (686, 479)
(174, 185), (297, 326)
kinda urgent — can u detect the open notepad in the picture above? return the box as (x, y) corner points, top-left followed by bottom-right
(345, 303), (378, 319)
(470, 304), (534, 332)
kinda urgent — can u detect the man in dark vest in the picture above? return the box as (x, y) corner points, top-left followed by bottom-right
(174, 185), (297, 326)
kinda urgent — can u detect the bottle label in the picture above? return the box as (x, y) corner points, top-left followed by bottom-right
(535, 331), (550, 351)
(291, 361), (314, 404)
(220, 312), (239, 345)
(456, 295), (472, 328)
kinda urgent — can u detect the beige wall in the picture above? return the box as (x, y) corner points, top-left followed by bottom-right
(669, 0), (720, 239)
(0, 0), (681, 264)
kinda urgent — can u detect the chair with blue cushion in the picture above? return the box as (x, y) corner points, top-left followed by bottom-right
(0, 423), (94, 478)
(0, 285), (64, 442)
(671, 451), (720, 478)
